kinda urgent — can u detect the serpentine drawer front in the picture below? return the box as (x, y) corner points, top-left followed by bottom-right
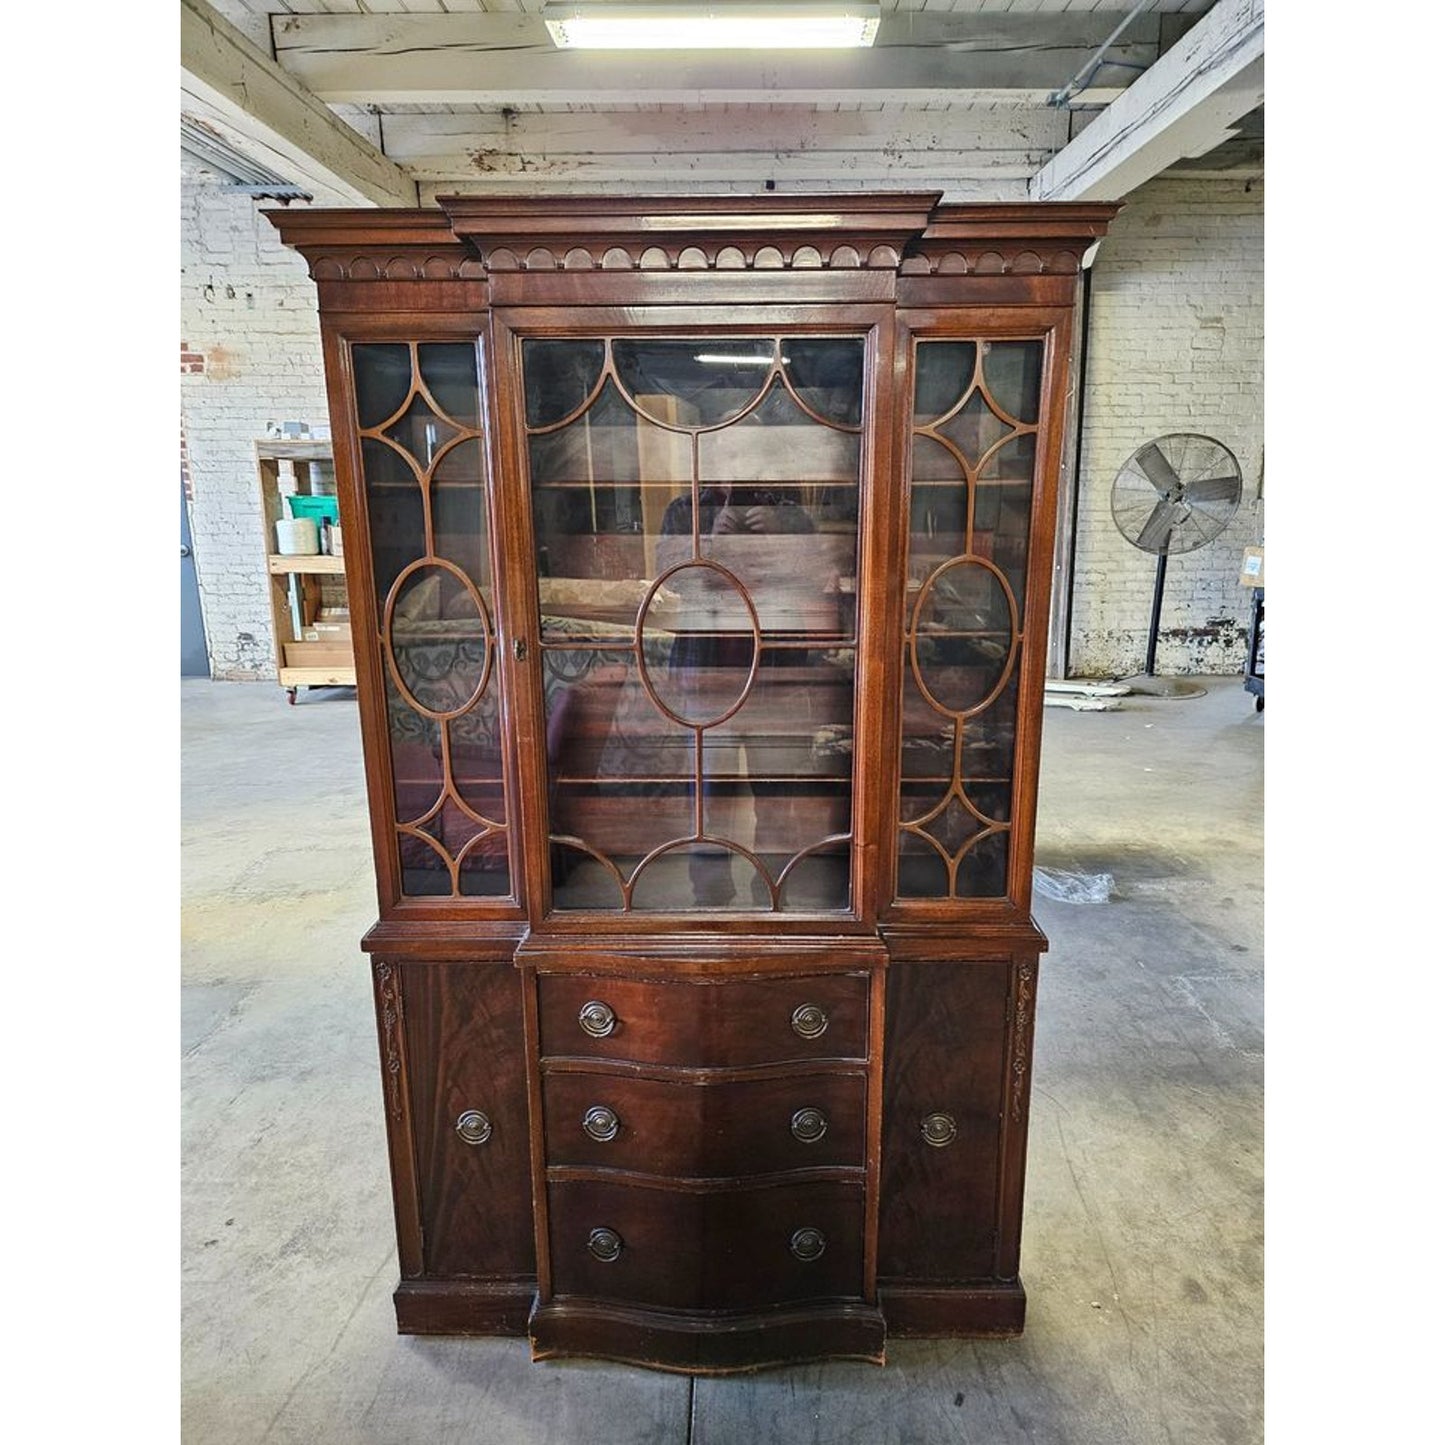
(546, 1178), (867, 1313)
(536, 973), (870, 1068)
(271, 193), (1115, 1370)
(541, 1070), (868, 1177)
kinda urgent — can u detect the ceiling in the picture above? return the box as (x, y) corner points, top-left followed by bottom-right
(181, 0), (1263, 207)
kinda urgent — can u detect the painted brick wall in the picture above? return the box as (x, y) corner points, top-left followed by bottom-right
(1070, 174), (1264, 677)
(179, 153), (329, 680)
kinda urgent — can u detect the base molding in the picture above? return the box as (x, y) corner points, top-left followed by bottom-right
(879, 1280), (1026, 1337)
(530, 1297), (887, 1374)
(394, 1278), (536, 1335)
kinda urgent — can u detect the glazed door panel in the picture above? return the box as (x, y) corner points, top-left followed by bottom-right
(347, 338), (515, 904)
(514, 329), (869, 917)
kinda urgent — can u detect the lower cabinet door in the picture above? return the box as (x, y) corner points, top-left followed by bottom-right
(879, 960), (1011, 1282)
(547, 1178), (866, 1312)
(402, 963), (536, 1278)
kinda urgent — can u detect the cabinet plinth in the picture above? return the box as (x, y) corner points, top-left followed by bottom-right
(272, 194), (1114, 1372)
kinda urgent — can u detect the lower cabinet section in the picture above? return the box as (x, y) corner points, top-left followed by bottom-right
(374, 947), (1040, 1365)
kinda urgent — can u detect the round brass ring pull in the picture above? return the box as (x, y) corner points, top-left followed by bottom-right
(583, 1105), (620, 1142)
(790, 1227), (827, 1262)
(790, 1003), (829, 1040)
(578, 1000), (617, 1038)
(921, 1112), (958, 1148)
(588, 1227), (623, 1262)
(455, 1109), (492, 1145)
(790, 1107), (828, 1144)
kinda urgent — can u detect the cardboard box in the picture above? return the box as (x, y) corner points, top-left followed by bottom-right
(1239, 546), (1265, 588)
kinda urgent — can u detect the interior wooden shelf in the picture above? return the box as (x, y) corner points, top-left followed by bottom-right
(268, 554), (348, 575)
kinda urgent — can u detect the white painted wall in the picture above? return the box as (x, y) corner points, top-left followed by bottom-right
(180, 152), (328, 680)
(1069, 174), (1265, 677)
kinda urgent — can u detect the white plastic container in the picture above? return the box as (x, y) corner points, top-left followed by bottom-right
(275, 517), (320, 556)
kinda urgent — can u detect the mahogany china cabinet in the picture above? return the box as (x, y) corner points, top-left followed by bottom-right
(271, 194), (1115, 1373)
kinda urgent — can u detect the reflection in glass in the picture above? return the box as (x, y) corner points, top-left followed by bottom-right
(614, 339), (773, 427)
(419, 342), (482, 426)
(524, 339), (606, 427)
(782, 338), (865, 426)
(913, 341), (976, 424)
(526, 334), (863, 913)
(355, 343), (411, 428)
(982, 341), (1042, 424)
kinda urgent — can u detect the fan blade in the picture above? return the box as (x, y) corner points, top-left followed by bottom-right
(1135, 498), (1177, 552)
(1133, 442), (1181, 497)
(1183, 473), (1241, 504)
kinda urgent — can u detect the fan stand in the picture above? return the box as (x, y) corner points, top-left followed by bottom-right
(1124, 552), (1207, 700)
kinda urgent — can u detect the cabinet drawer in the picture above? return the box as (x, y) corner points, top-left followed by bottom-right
(542, 1070), (866, 1177)
(547, 1179), (865, 1312)
(537, 972), (869, 1067)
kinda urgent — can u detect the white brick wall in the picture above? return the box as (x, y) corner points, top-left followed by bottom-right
(179, 154), (329, 680)
(1070, 175), (1264, 677)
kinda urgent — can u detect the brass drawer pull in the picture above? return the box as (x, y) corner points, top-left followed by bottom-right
(790, 1107), (828, 1144)
(588, 1227), (623, 1263)
(578, 999), (617, 1038)
(790, 1227), (827, 1262)
(455, 1109), (492, 1146)
(583, 1105), (620, 1142)
(921, 1112), (958, 1148)
(790, 1003), (829, 1040)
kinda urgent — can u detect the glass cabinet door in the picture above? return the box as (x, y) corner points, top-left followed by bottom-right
(351, 340), (511, 900)
(896, 337), (1043, 902)
(521, 335), (866, 913)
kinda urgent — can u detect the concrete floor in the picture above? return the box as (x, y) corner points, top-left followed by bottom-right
(181, 676), (1263, 1445)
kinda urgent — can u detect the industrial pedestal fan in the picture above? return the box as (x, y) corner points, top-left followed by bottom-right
(1110, 432), (1243, 696)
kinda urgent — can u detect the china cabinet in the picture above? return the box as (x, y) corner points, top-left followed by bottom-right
(271, 194), (1115, 1372)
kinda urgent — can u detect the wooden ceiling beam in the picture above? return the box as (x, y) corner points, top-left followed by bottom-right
(1029, 0), (1264, 202)
(379, 105), (1068, 190)
(181, 0), (416, 208)
(270, 10), (1160, 107)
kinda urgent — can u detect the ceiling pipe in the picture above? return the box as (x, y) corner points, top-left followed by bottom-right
(1046, 0), (1154, 108)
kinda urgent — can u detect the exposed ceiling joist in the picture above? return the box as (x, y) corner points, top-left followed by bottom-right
(382, 104), (1068, 188)
(1029, 0), (1263, 202)
(181, 0), (417, 208)
(270, 10), (1161, 108)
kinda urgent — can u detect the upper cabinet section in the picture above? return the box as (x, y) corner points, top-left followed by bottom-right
(269, 197), (1115, 928)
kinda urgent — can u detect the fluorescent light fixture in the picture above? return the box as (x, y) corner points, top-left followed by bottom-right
(543, 4), (881, 51)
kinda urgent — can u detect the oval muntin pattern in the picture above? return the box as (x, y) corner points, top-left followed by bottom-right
(633, 560), (762, 730)
(382, 557), (496, 723)
(907, 554), (1021, 724)
(527, 331), (865, 913)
